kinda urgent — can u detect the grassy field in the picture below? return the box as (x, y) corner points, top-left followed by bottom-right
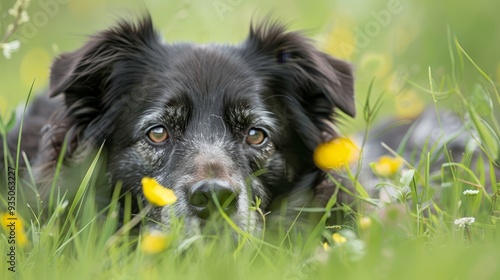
(1, 0), (500, 279)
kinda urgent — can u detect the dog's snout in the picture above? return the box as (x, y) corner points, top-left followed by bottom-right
(188, 179), (237, 219)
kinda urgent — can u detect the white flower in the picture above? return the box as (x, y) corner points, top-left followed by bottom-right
(463, 189), (480, 196)
(8, 7), (19, 18)
(1, 40), (21, 59)
(18, 11), (29, 24)
(8, 0), (30, 19)
(454, 217), (475, 228)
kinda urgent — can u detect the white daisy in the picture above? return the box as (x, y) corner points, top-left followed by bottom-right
(463, 189), (480, 196)
(454, 217), (475, 228)
(1, 40), (21, 59)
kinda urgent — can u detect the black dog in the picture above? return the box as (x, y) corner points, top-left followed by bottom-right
(2, 15), (355, 234)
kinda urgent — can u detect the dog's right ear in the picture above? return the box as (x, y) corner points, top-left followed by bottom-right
(49, 15), (163, 147)
(245, 22), (355, 151)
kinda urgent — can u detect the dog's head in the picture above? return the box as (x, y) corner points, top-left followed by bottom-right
(48, 16), (355, 233)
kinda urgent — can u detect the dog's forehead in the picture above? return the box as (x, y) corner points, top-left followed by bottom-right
(133, 43), (271, 135)
(164, 44), (260, 97)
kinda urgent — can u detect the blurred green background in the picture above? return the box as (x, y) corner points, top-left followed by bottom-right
(1, 0), (499, 133)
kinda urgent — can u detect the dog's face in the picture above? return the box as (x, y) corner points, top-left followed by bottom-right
(47, 17), (355, 234)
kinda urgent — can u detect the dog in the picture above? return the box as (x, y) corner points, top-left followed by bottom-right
(1, 15), (356, 235)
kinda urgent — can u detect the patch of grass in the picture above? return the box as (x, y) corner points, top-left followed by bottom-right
(1, 39), (500, 280)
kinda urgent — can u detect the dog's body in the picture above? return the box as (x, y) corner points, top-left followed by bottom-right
(2, 16), (356, 234)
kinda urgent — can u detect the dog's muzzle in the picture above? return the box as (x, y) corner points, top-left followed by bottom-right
(187, 179), (238, 220)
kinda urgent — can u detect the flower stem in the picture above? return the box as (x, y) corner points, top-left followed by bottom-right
(465, 225), (472, 243)
(1, 0), (30, 44)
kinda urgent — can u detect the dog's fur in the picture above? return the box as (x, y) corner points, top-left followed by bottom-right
(2, 16), (356, 234)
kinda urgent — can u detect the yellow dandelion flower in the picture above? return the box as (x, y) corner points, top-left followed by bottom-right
(141, 177), (177, 207)
(359, 52), (392, 78)
(359, 216), (372, 231)
(323, 242), (330, 252)
(20, 48), (51, 90)
(141, 231), (172, 254)
(324, 25), (356, 59)
(372, 155), (403, 177)
(395, 89), (425, 119)
(332, 233), (347, 244)
(313, 137), (359, 170)
(1, 212), (28, 248)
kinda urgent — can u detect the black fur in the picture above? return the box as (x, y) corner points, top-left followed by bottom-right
(3, 15), (355, 234)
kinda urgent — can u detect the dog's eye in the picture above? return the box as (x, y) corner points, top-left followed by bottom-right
(246, 128), (267, 146)
(147, 126), (169, 144)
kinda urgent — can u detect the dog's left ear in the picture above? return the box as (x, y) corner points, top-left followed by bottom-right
(47, 16), (163, 155)
(245, 22), (355, 147)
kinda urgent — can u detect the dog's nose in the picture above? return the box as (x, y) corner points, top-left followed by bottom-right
(188, 179), (237, 219)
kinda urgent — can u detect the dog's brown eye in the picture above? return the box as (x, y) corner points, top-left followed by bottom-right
(246, 128), (267, 146)
(147, 126), (169, 143)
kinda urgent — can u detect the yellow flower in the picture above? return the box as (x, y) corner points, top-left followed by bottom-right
(323, 242), (330, 252)
(395, 89), (425, 119)
(372, 156), (403, 177)
(141, 177), (177, 207)
(359, 52), (392, 78)
(313, 137), (359, 170)
(1, 212), (28, 248)
(20, 48), (51, 90)
(359, 216), (372, 231)
(332, 233), (347, 244)
(140, 231), (172, 254)
(324, 25), (356, 59)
